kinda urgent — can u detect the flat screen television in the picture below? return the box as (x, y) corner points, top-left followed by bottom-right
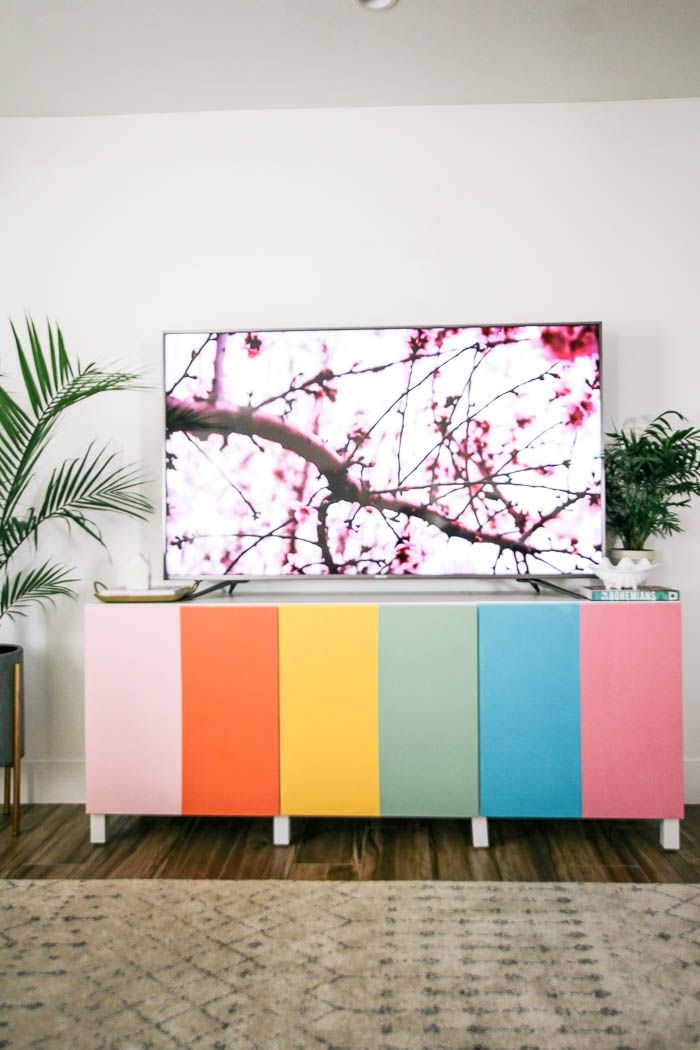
(164, 323), (602, 580)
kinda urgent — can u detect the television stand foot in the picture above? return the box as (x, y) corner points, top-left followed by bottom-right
(182, 579), (249, 602)
(522, 577), (586, 600)
(273, 816), (291, 846)
(471, 816), (489, 848)
(660, 818), (680, 850)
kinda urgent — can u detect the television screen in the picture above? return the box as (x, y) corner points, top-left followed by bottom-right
(164, 323), (602, 579)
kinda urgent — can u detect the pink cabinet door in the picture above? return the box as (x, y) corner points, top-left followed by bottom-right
(580, 603), (684, 819)
(84, 605), (182, 815)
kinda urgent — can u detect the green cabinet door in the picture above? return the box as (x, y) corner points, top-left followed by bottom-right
(378, 604), (479, 817)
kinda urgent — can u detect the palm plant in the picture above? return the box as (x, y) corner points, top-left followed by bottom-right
(604, 410), (700, 551)
(0, 318), (153, 620)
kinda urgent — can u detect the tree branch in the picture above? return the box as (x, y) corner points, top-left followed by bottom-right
(166, 333), (215, 396)
(166, 395), (545, 559)
(210, 332), (228, 403)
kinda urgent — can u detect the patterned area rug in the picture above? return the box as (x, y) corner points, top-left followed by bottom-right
(1, 880), (699, 1049)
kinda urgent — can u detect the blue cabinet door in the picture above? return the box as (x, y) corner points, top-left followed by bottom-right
(479, 603), (581, 818)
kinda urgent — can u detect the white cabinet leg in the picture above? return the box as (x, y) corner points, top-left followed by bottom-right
(660, 818), (680, 850)
(273, 816), (291, 846)
(471, 816), (489, 848)
(90, 814), (110, 845)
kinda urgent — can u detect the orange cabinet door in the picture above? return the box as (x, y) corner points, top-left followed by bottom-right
(181, 606), (279, 816)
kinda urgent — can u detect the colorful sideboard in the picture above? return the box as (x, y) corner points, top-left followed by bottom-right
(84, 599), (684, 849)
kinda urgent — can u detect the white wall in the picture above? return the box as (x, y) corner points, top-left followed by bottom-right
(1, 98), (699, 802)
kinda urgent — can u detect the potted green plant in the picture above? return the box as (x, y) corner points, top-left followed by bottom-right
(0, 318), (153, 833)
(604, 410), (700, 563)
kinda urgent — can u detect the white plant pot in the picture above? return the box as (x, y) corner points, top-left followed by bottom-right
(609, 548), (656, 566)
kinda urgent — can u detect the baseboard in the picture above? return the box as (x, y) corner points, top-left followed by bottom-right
(20, 760), (85, 804)
(684, 757), (700, 804)
(18, 758), (700, 806)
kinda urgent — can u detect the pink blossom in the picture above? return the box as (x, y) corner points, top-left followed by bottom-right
(567, 393), (595, 428)
(540, 325), (599, 363)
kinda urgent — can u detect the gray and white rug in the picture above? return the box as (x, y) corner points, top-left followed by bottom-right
(1, 880), (698, 1049)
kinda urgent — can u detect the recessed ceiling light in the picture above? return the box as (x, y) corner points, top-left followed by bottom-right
(354, 0), (399, 10)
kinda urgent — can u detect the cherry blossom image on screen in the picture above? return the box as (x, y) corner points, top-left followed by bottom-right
(164, 324), (602, 577)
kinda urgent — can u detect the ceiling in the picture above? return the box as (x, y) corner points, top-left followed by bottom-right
(1, 0), (700, 117)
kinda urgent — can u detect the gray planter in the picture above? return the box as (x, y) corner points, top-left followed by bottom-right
(0, 644), (24, 767)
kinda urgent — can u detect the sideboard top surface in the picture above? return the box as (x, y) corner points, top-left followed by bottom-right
(86, 589), (678, 609)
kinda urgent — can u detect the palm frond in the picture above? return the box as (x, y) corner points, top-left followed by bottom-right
(25, 317), (53, 405)
(0, 513), (38, 565)
(36, 444), (153, 544)
(0, 560), (77, 621)
(0, 320), (144, 529)
(0, 387), (34, 509)
(0, 318), (154, 621)
(11, 319), (44, 415)
(0, 447), (154, 569)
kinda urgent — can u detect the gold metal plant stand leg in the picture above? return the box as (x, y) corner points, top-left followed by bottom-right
(12, 663), (21, 836)
(3, 766), (9, 815)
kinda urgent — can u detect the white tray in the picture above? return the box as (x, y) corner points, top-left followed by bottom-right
(93, 582), (197, 603)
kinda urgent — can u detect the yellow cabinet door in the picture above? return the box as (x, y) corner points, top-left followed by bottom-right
(279, 605), (379, 816)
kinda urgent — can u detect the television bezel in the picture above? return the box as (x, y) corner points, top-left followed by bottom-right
(162, 320), (604, 584)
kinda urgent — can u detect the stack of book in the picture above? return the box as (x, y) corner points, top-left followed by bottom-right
(582, 585), (680, 602)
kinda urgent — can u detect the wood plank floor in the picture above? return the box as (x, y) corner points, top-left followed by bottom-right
(1, 804), (699, 881)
